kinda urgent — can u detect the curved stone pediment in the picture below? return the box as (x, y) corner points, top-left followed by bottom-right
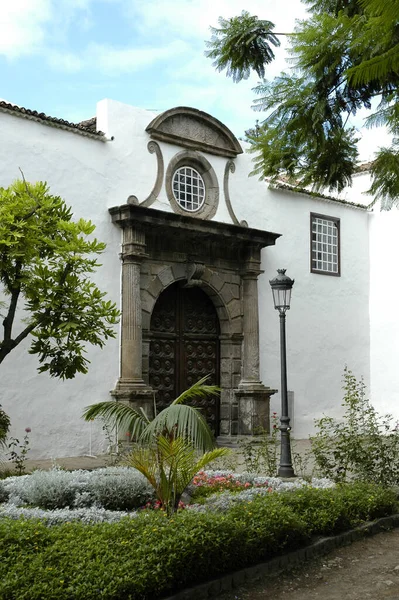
(146, 106), (243, 158)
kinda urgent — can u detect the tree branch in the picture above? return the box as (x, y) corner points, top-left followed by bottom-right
(2, 261), (22, 343)
(0, 321), (38, 365)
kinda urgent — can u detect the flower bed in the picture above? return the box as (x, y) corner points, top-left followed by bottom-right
(0, 467), (335, 524)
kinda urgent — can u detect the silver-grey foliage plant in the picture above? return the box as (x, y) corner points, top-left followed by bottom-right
(3, 467), (154, 511)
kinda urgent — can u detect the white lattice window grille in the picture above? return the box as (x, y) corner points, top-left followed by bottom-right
(311, 214), (340, 275)
(172, 166), (205, 212)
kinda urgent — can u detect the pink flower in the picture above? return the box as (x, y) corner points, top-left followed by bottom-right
(25, 427), (31, 433)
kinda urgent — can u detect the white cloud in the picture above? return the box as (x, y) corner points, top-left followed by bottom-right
(47, 51), (84, 73)
(128, 0), (307, 41)
(0, 0), (52, 58)
(357, 126), (393, 162)
(46, 39), (189, 74)
(89, 39), (189, 73)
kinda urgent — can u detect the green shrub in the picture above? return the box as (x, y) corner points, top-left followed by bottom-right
(239, 413), (280, 475)
(278, 482), (397, 535)
(311, 368), (399, 486)
(0, 482), (396, 600)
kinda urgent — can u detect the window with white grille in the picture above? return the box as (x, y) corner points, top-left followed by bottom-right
(172, 166), (205, 212)
(311, 213), (340, 275)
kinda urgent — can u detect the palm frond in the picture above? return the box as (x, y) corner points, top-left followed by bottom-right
(347, 45), (399, 87)
(126, 446), (159, 489)
(141, 404), (215, 452)
(194, 447), (230, 473)
(82, 401), (149, 439)
(359, 0), (399, 23)
(172, 375), (220, 405)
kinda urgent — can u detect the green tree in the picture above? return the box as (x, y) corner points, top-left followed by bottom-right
(0, 178), (119, 379)
(206, 1), (399, 204)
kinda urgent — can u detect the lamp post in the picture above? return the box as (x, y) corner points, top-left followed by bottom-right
(269, 268), (295, 478)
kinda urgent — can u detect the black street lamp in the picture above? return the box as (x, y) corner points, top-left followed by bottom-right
(269, 268), (296, 478)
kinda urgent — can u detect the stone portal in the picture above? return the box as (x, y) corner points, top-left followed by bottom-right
(110, 204), (279, 439)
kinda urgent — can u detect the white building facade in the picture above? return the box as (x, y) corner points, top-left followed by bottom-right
(0, 98), (389, 459)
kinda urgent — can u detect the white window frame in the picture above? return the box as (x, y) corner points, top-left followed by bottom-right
(310, 213), (340, 276)
(172, 166), (205, 213)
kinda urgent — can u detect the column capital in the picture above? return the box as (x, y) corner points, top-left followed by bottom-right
(121, 225), (147, 260)
(240, 266), (263, 279)
(120, 248), (147, 263)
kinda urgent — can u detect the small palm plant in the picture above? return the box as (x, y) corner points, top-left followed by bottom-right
(127, 435), (228, 515)
(82, 376), (229, 514)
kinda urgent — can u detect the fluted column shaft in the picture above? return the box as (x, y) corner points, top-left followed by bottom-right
(241, 273), (261, 384)
(119, 226), (146, 387)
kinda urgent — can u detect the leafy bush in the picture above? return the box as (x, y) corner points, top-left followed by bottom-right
(311, 368), (399, 486)
(278, 482), (397, 535)
(239, 412), (280, 475)
(0, 482), (395, 600)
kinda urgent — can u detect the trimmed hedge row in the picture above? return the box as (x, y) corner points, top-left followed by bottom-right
(0, 482), (397, 600)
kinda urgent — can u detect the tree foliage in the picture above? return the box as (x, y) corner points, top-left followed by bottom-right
(206, 0), (399, 204)
(0, 179), (119, 379)
(205, 11), (280, 82)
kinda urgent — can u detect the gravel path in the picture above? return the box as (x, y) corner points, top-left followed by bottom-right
(218, 528), (399, 600)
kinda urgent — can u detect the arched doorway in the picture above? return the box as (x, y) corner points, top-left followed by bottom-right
(149, 282), (220, 434)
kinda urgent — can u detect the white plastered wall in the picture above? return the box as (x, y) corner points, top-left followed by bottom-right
(0, 110), (121, 458)
(369, 202), (399, 424)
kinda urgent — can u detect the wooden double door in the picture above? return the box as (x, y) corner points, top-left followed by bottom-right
(149, 283), (220, 434)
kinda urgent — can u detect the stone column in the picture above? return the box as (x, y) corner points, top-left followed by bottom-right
(241, 273), (261, 385)
(235, 247), (276, 435)
(111, 225), (154, 417)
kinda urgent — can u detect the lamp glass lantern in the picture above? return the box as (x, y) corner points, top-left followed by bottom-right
(269, 269), (294, 314)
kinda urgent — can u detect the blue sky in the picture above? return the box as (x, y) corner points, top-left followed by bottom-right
(0, 0), (389, 159)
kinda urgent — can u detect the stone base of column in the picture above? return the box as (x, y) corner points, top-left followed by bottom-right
(234, 385), (277, 435)
(111, 378), (155, 420)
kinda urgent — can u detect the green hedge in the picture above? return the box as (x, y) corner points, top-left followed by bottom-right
(0, 483), (397, 600)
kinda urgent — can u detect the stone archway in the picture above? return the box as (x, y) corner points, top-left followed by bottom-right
(149, 282), (220, 434)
